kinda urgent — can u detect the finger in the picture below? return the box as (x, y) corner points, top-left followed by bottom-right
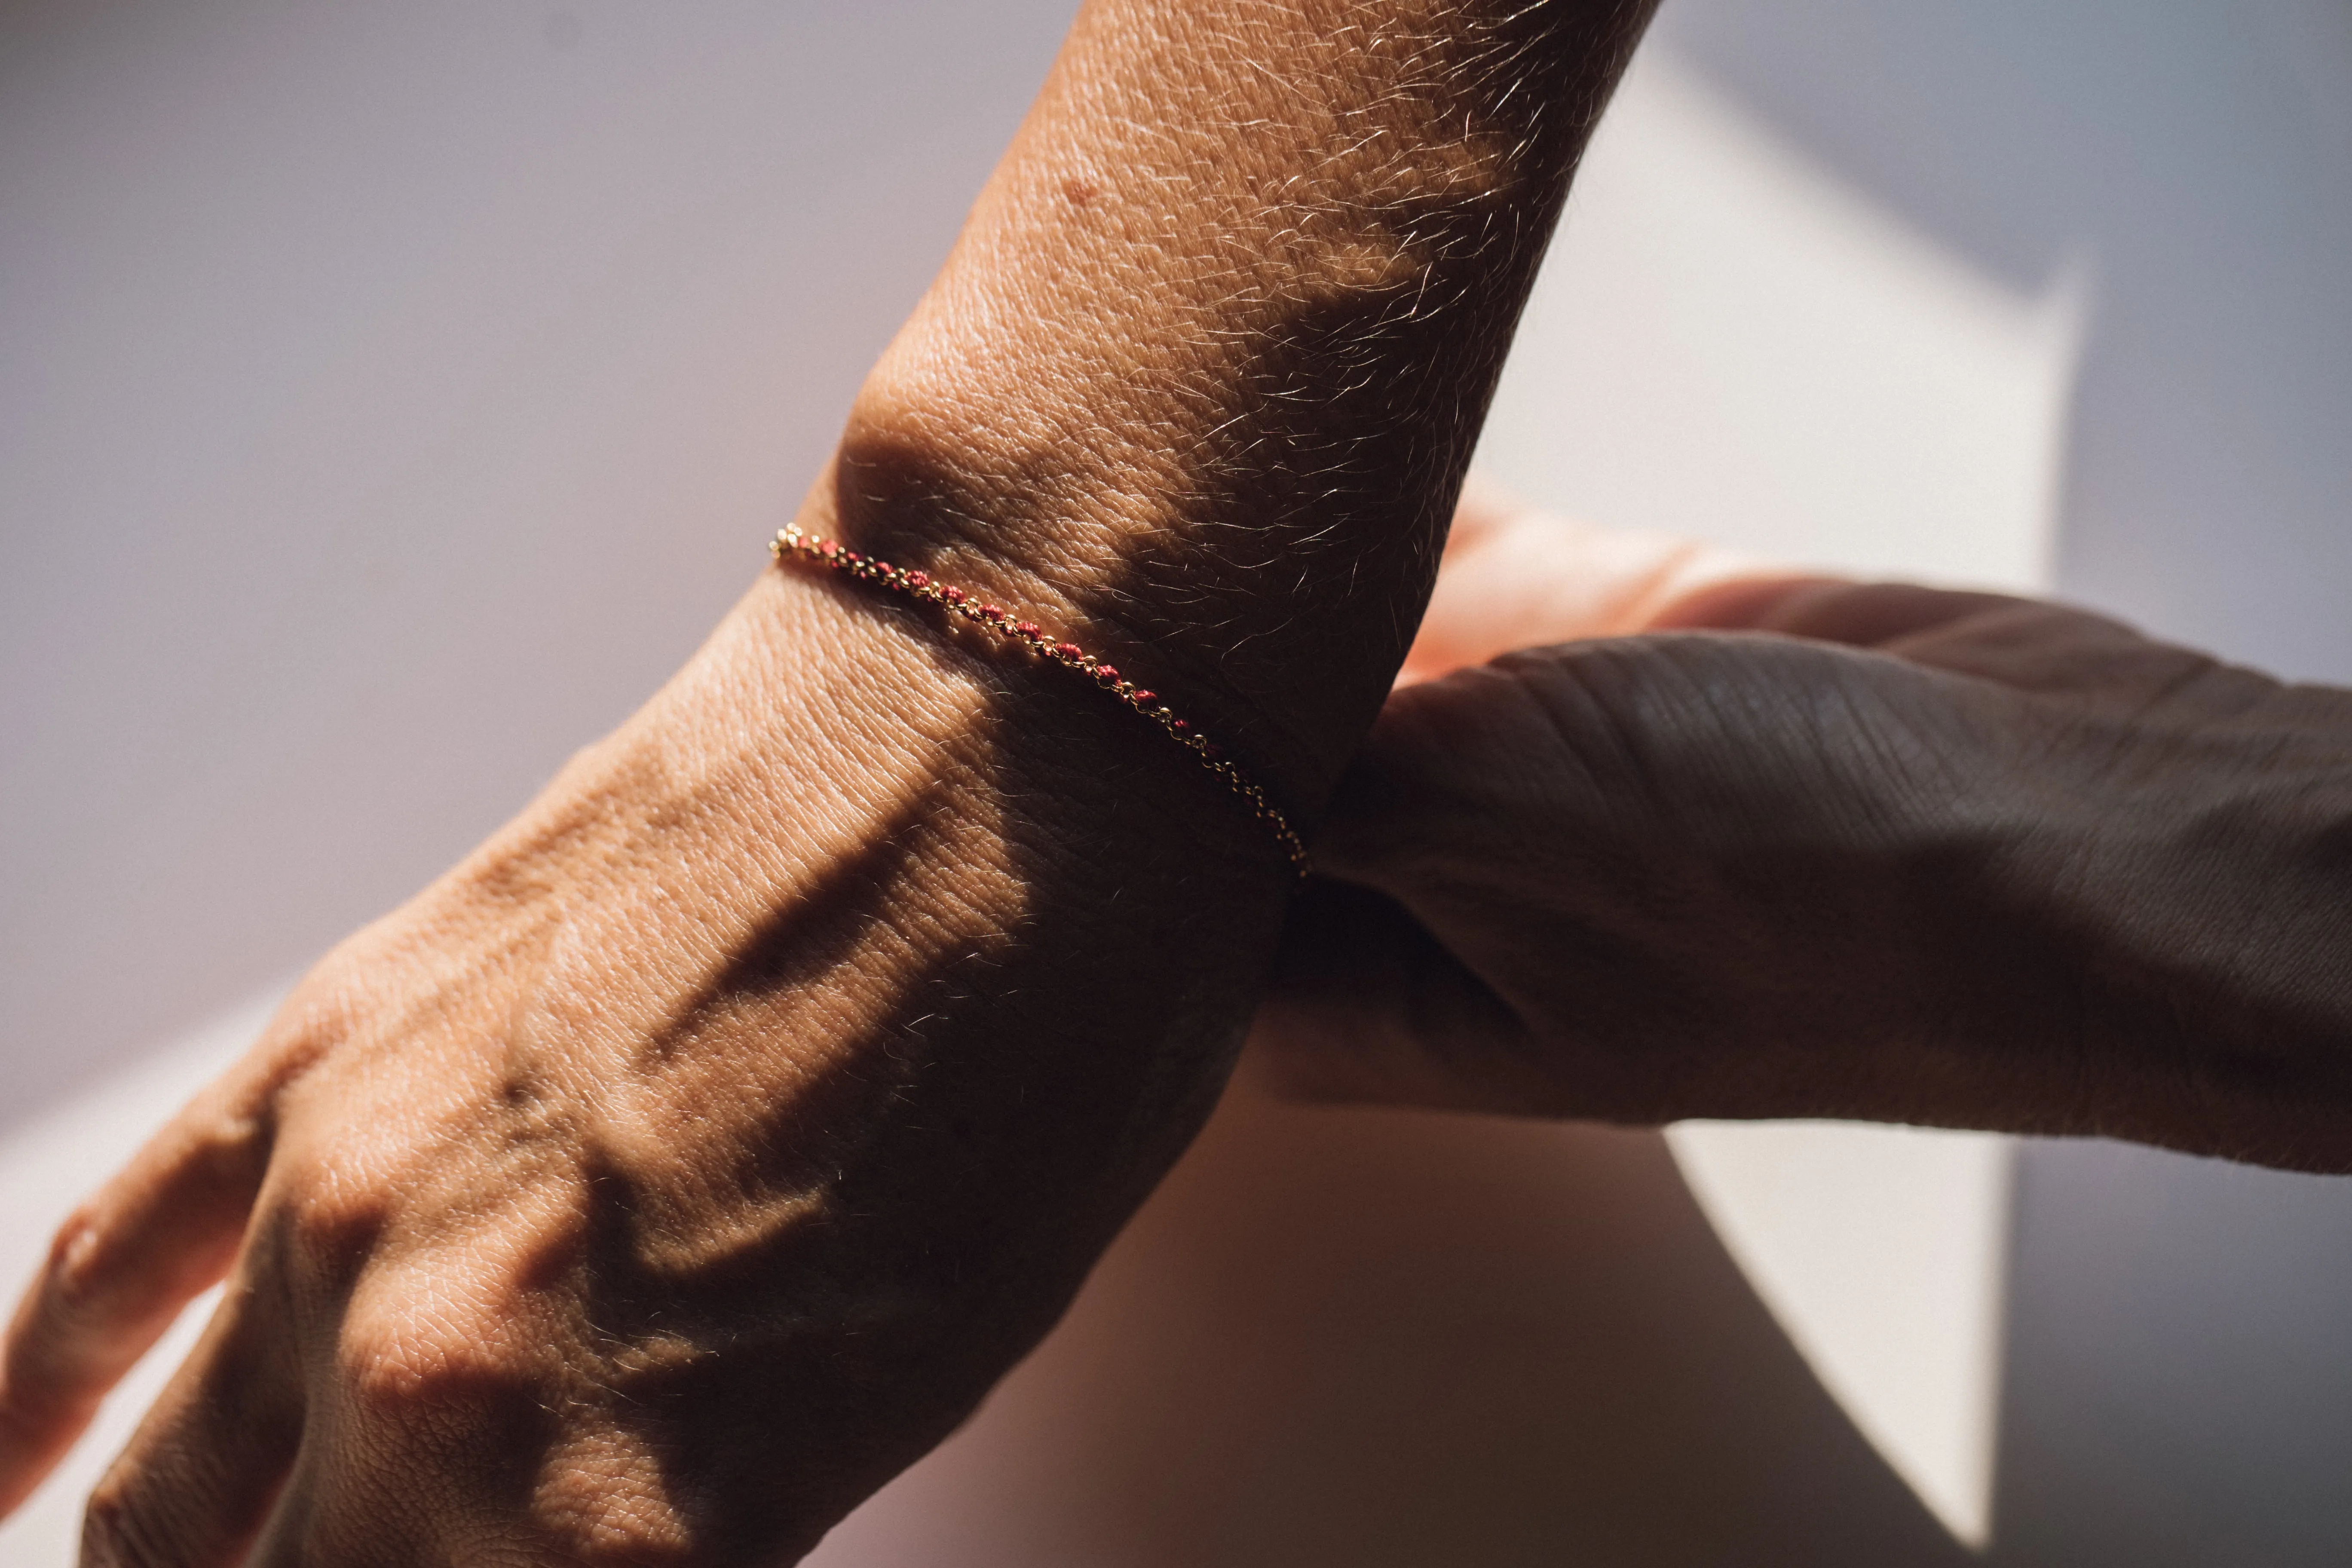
(0, 1076), (274, 1519)
(1409, 484), (1768, 683)
(1659, 575), (2070, 666)
(1674, 578), (2248, 706)
(80, 1280), (305, 1568)
(1646, 573), (1856, 634)
(1713, 578), (2031, 644)
(1250, 877), (1543, 1113)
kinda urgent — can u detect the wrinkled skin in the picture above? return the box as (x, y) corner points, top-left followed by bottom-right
(1260, 487), (2352, 1173)
(1, 573), (1288, 1566)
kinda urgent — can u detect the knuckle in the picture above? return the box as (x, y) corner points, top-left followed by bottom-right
(44, 1207), (111, 1319)
(337, 1297), (529, 1421)
(280, 1169), (389, 1263)
(234, 1154), (391, 1307)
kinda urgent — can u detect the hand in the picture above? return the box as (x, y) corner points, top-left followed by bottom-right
(0, 571), (1302, 1565)
(1257, 490), (2352, 1173)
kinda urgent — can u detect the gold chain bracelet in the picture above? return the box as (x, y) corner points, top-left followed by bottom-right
(771, 525), (1309, 878)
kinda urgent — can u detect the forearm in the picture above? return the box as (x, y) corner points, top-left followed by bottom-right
(820, 0), (1658, 806)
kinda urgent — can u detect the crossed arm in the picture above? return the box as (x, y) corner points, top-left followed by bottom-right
(1261, 487), (2352, 1173)
(13, 2), (2352, 1562)
(0, 3), (1660, 1563)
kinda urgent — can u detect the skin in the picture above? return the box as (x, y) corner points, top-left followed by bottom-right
(0, 3), (1660, 1565)
(1258, 487), (2352, 1174)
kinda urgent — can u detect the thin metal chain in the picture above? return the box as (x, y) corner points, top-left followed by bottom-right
(772, 525), (1310, 878)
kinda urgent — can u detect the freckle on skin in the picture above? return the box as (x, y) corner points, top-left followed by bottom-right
(1061, 175), (1099, 208)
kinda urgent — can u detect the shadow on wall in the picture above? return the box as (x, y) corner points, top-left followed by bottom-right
(813, 1073), (1977, 1568)
(814, 1093), (2352, 1568)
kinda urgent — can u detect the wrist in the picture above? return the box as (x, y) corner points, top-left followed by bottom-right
(796, 0), (1662, 813)
(448, 560), (1291, 1109)
(1913, 683), (2352, 1167)
(2067, 709), (2352, 1164)
(817, 345), (1398, 823)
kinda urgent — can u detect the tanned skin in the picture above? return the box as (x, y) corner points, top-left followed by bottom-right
(0, 4), (1660, 1564)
